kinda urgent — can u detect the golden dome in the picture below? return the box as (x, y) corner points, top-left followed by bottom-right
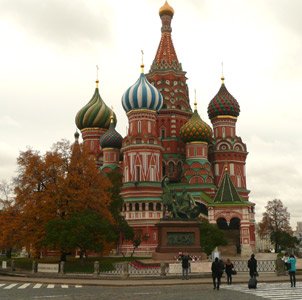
(159, 1), (174, 17)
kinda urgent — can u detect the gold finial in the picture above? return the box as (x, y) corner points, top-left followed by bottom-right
(194, 89), (197, 111)
(140, 49), (144, 73)
(96, 65), (99, 88)
(221, 62), (225, 84)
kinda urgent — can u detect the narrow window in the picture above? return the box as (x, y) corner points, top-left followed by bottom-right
(138, 120), (141, 133)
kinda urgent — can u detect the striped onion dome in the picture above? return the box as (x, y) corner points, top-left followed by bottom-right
(180, 107), (213, 143)
(100, 117), (123, 149)
(75, 81), (116, 130)
(207, 77), (240, 120)
(122, 68), (163, 113)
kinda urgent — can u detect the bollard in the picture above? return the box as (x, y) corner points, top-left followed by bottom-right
(10, 259), (15, 271)
(59, 261), (65, 274)
(160, 262), (167, 277)
(94, 261), (100, 275)
(32, 260), (38, 273)
(122, 262), (129, 279)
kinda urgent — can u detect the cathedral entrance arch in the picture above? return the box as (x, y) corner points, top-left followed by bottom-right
(229, 217), (241, 254)
(216, 217), (228, 230)
(216, 217), (241, 255)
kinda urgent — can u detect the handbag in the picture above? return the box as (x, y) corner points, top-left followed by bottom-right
(231, 269), (237, 275)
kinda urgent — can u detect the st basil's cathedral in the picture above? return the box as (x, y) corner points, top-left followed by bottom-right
(75, 1), (256, 257)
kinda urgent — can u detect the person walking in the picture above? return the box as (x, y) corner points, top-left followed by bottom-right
(287, 254), (296, 287)
(248, 254), (258, 278)
(211, 257), (225, 290)
(225, 258), (234, 285)
(180, 252), (191, 280)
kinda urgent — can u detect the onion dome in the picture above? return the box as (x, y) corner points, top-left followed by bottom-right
(122, 65), (163, 113)
(75, 80), (116, 130)
(100, 116), (123, 149)
(74, 130), (80, 141)
(207, 77), (240, 119)
(159, 1), (174, 17)
(180, 102), (213, 143)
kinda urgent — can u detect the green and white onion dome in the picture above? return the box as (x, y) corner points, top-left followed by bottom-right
(75, 81), (116, 130)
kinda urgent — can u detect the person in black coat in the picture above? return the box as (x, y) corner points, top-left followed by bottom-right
(225, 258), (234, 285)
(211, 257), (225, 290)
(180, 252), (192, 280)
(248, 254), (258, 278)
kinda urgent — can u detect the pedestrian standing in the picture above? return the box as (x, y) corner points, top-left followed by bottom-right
(211, 257), (225, 290)
(248, 254), (258, 278)
(180, 252), (191, 280)
(287, 254), (296, 287)
(225, 258), (234, 285)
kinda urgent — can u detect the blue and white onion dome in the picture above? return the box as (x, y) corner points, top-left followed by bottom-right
(122, 64), (163, 112)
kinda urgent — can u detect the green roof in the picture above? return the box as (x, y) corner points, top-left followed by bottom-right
(214, 172), (243, 203)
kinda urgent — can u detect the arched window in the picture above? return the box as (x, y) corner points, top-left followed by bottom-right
(156, 203), (161, 211)
(168, 161), (174, 176)
(162, 162), (166, 176)
(222, 127), (225, 138)
(135, 203), (139, 211)
(129, 203), (133, 211)
(148, 121), (151, 133)
(177, 161), (182, 178)
(149, 203), (154, 211)
(135, 166), (141, 181)
(161, 128), (166, 139)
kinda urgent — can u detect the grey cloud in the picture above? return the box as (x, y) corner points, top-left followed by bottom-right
(0, 0), (113, 46)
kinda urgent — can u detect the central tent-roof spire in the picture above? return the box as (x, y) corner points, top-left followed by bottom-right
(150, 1), (181, 71)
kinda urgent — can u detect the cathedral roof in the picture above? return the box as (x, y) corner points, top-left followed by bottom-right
(214, 169), (243, 203)
(207, 77), (240, 120)
(75, 81), (116, 130)
(100, 116), (123, 149)
(121, 66), (163, 113)
(180, 104), (212, 143)
(150, 2), (182, 72)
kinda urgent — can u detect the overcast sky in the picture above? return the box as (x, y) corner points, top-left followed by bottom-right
(1, 0), (301, 228)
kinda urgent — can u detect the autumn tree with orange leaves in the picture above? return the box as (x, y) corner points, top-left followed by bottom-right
(0, 180), (22, 258)
(10, 139), (114, 259)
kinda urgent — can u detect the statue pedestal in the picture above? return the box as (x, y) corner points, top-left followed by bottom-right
(153, 220), (203, 260)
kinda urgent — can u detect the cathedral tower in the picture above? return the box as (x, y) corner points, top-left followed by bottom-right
(147, 1), (192, 183)
(120, 63), (164, 254)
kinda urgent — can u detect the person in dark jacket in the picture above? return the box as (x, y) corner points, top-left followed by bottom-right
(248, 254), (258, 278)
(180, 252), (192, 280)
(211, 257), (225, 290)
(225, 258), (234, 285)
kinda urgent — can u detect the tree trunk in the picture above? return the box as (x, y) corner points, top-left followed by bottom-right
(60, 251), (67, 262)
(5, 248), (12, 259)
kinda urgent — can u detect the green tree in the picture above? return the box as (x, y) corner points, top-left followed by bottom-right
(258, 199), (292, 253)
(199, 220), (228, 256)
(106, 170), (134, 254)
(271, 230), (299, 251)
(44, 210), (116, 261)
